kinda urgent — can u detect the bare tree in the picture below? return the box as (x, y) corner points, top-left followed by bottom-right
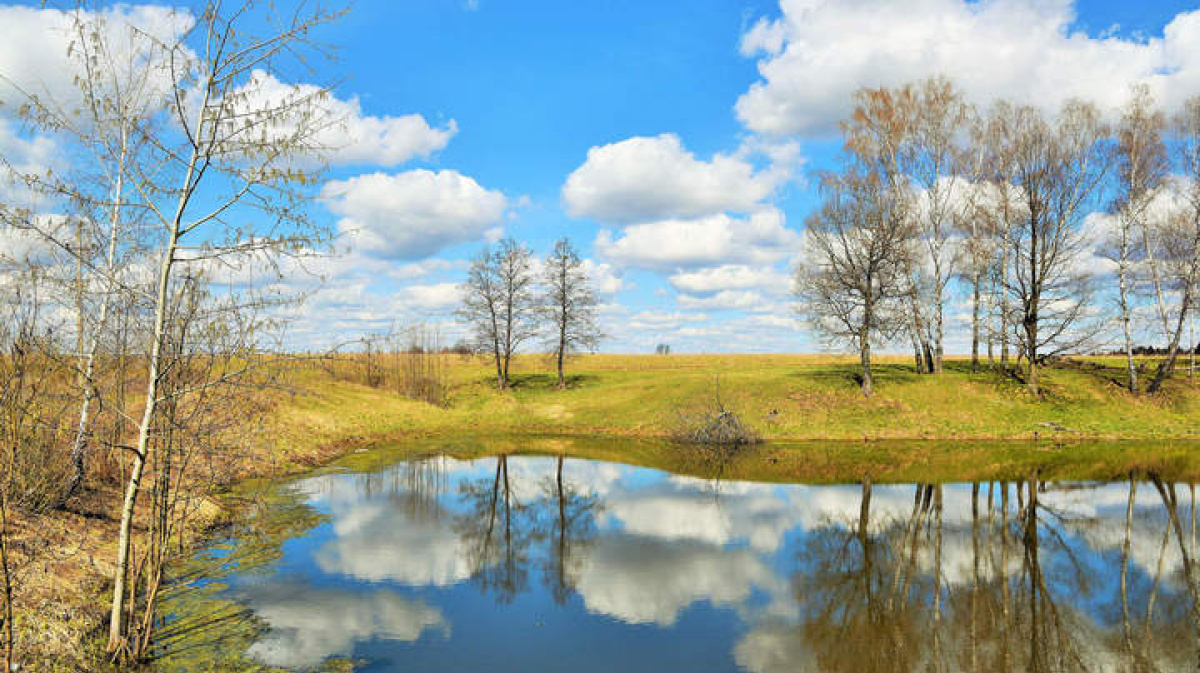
(1145, 96), (1200, 393)
(797, 167), (911, 395)
(1109, 85), (1169, 393)
(541, 237), (600, 388)
(459, 237), (537, 389)
(994, 101), (1111, 395)
(974, 102), (1028, 372)
(55, 3), (345, 657)
(841, 85), (935, 375)
(903, 78), (974, 375)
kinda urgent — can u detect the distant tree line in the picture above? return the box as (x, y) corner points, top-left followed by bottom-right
(797, 78), (1200, 396)
(458, 236), (602, 389)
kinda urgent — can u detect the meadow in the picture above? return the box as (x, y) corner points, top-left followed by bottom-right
(268, 352), (1200, 457)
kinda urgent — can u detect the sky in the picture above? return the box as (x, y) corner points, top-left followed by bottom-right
(3, 0), (1200, 353)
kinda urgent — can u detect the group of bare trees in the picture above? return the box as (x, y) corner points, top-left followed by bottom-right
(799, 77), (1200, 396)
(459, 236), (601, 389)
(0, 1), (344, 665)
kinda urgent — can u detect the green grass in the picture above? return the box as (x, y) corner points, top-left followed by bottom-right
(266, 354), (1200, 459)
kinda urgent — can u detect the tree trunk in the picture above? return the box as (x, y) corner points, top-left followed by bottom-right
(557, 320), (566, 389)
(933, 283), (945, 375)
(1147, 290), (1192, 393)
(860, 301), (874, 396)
(861, 340), (873, 397)
(971, 270), (981, 373)
(107, 125), (198, 654)
(1000, 244), (1010, 367)
(65, 132), (128, 503)
(1118, 257), (1139, 394)
(1, 489), (14, 673)
(1143, 226), (1173, 342)
(492, 337), (504, 389)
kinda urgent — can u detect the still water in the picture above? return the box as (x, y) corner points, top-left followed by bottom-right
(161, 453), (1200, 672)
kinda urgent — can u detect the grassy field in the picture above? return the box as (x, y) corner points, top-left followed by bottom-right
(267, 353), (1200, 457)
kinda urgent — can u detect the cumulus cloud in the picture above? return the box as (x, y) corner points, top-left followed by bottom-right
(322, 169), (508, 260)
(563, 134), (781, 223)
(403, 282), (465, 310)
(0, 7), (453, 170)
(669, 265), (791, 294)
(0, 4), (192, 111)
(572, 535), (780, 626)
(222, 71), (457, 167)
(737, 0), (1200, 136)
(677, 290), (772, 311)
(595, 210), (800, 271)
(243, 583), (449, 670)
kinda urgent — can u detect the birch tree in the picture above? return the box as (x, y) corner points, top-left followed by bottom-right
(541, 237), (600, 388)
(1110, 85), (1168, 393)
(68, 2), (345, 657)
(903, 78), (974, 375)
(841, 85), (933, 375)
(997, 101), (1110, 395)
(1145, 95), (1200, 393)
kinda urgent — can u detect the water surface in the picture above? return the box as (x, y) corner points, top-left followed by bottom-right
(161, 451), (1200, 672)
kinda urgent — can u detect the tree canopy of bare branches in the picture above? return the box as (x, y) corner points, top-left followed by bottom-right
(459, 237), (538, 389)
(542, 237), (600, 388)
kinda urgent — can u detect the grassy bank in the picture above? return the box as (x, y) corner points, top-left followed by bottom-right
(11, 353), (1200, 669)
(274, 353), (1200, 447)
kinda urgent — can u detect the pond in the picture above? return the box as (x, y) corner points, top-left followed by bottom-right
(157, 449), (1200, 672)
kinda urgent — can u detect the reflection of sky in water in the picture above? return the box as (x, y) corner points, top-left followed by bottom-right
(207, 456), (1199, 672)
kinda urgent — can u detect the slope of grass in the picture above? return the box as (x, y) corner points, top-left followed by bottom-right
(269, 354), (1200, 451)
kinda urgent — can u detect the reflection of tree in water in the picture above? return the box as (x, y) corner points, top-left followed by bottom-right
(455, 455), (532, 603)
(537, 455), (600, 605)
(454, 455), (600, 606)
(791, 480), (929, 673)
(789, 476), (1200, 673)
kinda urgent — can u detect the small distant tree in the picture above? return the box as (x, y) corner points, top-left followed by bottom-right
(541, 238), (600, 388)
(655, 344), (671, 355)
(459, 238), (537, 389)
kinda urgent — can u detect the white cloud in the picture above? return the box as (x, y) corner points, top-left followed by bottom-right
(0, 6), (453, 170)
(224, 71), (457, 167)
(572, 535), (780, 626)
(563, 134), (781, 223)
(403, 282), (464, 310)
(677, 290), (773, 311)
(0, 4), (192, 113)
(322, 169), (507, 260)
(595, 210), (800, 271)
(244, 584), (449, 670)
(669, 264), (791, 294)
(581, 259), (625, 295)
(737, 0), (1200, 136)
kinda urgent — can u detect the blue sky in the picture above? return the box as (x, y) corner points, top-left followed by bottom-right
(3, 0), (1200, 352)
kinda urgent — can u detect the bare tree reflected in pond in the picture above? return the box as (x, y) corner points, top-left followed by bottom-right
(455, 455), (533, 603)
(537, 455), (600, 605)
